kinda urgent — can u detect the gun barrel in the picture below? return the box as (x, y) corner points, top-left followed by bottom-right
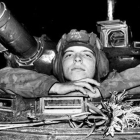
(0, 2), (38, 59)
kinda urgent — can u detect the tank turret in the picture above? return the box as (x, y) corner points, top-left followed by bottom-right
(0, 2), (56, 75)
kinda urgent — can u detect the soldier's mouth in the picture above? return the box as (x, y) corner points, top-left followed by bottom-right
(71, 68), (85, 71)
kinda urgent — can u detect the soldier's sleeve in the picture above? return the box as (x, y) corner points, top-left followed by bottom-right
(0, 67), (58, 98)
(98, 64), (140, 99)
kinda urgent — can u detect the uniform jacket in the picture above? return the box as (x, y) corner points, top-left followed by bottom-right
(0, 67), (58, 97)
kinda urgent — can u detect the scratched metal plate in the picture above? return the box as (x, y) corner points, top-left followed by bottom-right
(0, 127), (140, 140)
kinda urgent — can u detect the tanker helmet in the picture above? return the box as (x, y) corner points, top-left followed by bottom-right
(53, 29), (109, 82)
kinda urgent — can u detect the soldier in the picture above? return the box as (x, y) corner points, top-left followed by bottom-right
(50, 29), (140, 99)
(0, 29), (140, 99)
(49, 29), (109, 98)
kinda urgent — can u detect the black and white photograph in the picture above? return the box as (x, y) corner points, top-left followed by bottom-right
(0, 0), (140, 139)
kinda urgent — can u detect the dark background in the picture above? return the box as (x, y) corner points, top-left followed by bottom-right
(2, 0), (140, 41)
(0, 0), (140, 67)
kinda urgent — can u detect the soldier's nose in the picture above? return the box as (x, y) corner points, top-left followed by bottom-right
(74, 54), (82, 63)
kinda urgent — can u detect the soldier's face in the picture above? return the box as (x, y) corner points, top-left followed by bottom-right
(62, 46), (96, 81)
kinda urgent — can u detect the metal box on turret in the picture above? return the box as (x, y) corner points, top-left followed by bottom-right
(97, 19), (129, 48)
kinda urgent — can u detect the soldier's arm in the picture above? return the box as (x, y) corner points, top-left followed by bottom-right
(0, 67), (58, 98)
(98, 64), (140, 99)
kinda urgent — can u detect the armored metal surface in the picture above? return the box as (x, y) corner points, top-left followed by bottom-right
(0, 124), (140, 140)
(0, 96), (140, 140)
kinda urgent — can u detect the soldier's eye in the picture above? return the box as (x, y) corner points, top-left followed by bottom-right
(85, 54), (92, 58)
(64, 53), (72, 58)
(86, 54), (90, 57)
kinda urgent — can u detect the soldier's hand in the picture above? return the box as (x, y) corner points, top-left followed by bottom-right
(77, 78), (100, 87)
(49, 82), (88, 96)
(49, 78), (101, 98)
(73, 78), (100, 92)
(75, 78), (101, 98)
(85, 88), (101, 98)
